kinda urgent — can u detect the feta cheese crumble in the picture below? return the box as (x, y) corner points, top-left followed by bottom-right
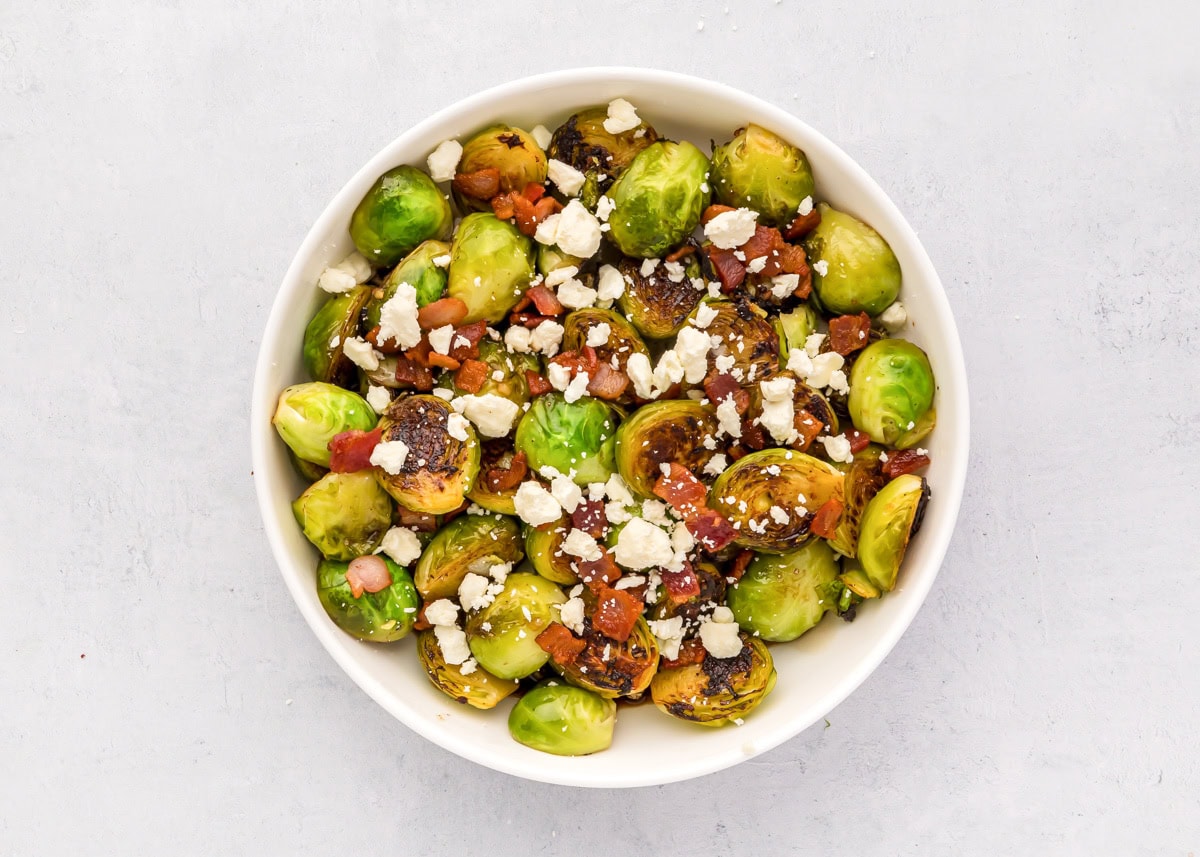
(547, 199), (602, 258)
(378, 526), (422, 566)
(704, 208), (758, 249)
(585, 322), (612, 347)
(879, 300), (908, 331)
(365, 384), (391, 414)
(530, 124), (553, 150)
(698, 606), (743, 658)
(596, 264), (625, 302)
(820, 434), (854, 464)
(613, 518), (674, 569)
(376, 282), (422, 350)
(813, 259), (830, 277)
(561, 528), (602, 562)
(341, 336), (381, 372)
(757, 376), (797, 444)
(647, 616), (685, 660)
(446, 412), (471, 442)
(426, 139), (463, 182)
(602, 98), (641, 134)
(513, 481), (561, 527)
(369, 439), (409, 474)
(457, 393), (520, 438)
(547, 158), (586, 196)
(427, 324), (455, 355)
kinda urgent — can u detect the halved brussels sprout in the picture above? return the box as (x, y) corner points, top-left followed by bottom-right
(561, 307), (651, 383)
(466, 572), (567, 679)
(828, 446), (887, 557)
(537, 242), (583, 277)
(515, 393), (618, 486)
(774, 303), (818, 360)
(374, 395), (480, 515)
(709, 450), (844, 553)
(650, 635), (776, 726)
(452, 340), (538, 406)
(523, 522), (578, 585)
(650, 562), (727, 626)
(616, 255), (704, 340)
(466, 441), (525, 515)
(365, 240), (450, 331)
(350, 165), (453, 268)
(699, 298), (780, 386)
(508, 680), (616, 756)
(290, 451), (328, 484)
(614, 400), (718, 498)
(302, 286), (372, 387)
(848, 339), (936, 448)
(726, 540), (839, 641)
(413, 513), (523, 601)
(554, 615), (659, 699)
(857, 473), (929, 592)
(548, 107), (660, 190)
(607, 141), (712, 258)
(292, 471), (392, 560)
(804, 203), (901, 316)
(316, 556), (418, 642)
(839, 564), (881, 600)
(455, 125), (547, 212)
(447, 213), (536, 324)
(273, 382), (377, 467)
(417, 629), (519, 709)
(710, 124), (815, 228)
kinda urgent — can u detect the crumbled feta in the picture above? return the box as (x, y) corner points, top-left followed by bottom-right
(377, 282), (422, 350)
(552, 199), (602, 258)
(671, 520), (695, 555)
(426, 139), (463, 182)
(504, 324), (533, 353)
(716, 396), (743, 438)
(544, 266), (579, 288)
(605, 473), (635, 506)
(513, 481), (562, 527)
(813, 259), (830, 277)
(432, 253), (451, 268)
(806, 351), (846, 389)
(547, 158), (586, 196)
(596, 264), (625, 302)
(561, 528), (602, 561)
(692, 302), (719, 329)
(533, 213), (561, 246)
(428, 324), (455, 355)
(704, 208), (758, 249)
(704, 453), (728, 477)
(652, 349), (686, 394)
(605, 501), (632, 525)
(603, 98), (641, 134)
(424, 599), (459, 627)
(698, 607), (743, 658)
(556, 277), (598, 310)
(647, 616), (685, 660)
(432, 387), (455, 401)
(530, 319), (565, 357)
(827, 369), (850, 396)
(317, 266), (357, 294)
(434, 625), (472, 666)
(805, 333), (826, 358)
(456, 393), (520, 438)
(530, 124), (552, 150)
(769, 505), (790, 525)
(550, 474), (582, 513)
(341, 336), (381, 371)
(446, 412), (471, 442)
(595, 195), (615, 222)
(457, 572), (494, 612)
(547, 362), (571, 391)
(641, 499), (671, 527)
(378, 526), (422, 566)
(614, 518), (675, 569)
(585, 322), (611, 347)
(758, 376), (797, 444)
(369, 439), (409, 474)
(820, 434), (854, 464)
(797, 196), (813, 216)
(563, 370), (591, 403)
(770, 273), (800, 299)
(365, 384), (391, 414)
(674, 326), (713, 385)
(625, 352), (655, 399)
(559, 596), (586, 634)
(639, 258), (659, 277)
(663, 260), (687, 283)
(879, 300), (908, 331)
(746, 256), (767, 274)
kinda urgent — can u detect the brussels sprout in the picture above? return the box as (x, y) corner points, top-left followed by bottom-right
(554, 616), (659, 699)
(699, 298), (780, 386)
(302, 286), (372, 387)
(417, 629), (519, 709)
(650, 562), (727, 626)
(616, 255), (704, 340)
(413, 513), (523, 601)
(292, 471), (392, 560)
(709, 450), (844, 553)
(273, 382), (377, 467)
(447, 213), (536, 324)
(710, 124), (815, 228)
(839, 565), (881, 600)
(508, 680), (616, 756)
(316, 556), (418, 642)
(365, 241), (450, 332)
(466, 572), (567, 679)
(515, 393), (619, 486)
(848, 339), (936, 448)
(290, 451), (328, 484)
(466, 441), (525, 516)
(548, 107), (660, 191)
(828, 446), (888, 557)
(614, 400), (718, 498)
(726, 540), (840, 641)
(454, 125), (547, 212)
(804, 203), (901, 316)
(374, 395), (480, 515)
(774, 303), (818, 359)
(523, 522), (578, 585)
(818, 574), (869, 618)
(650, 636), (776, 726)
(537, 243), (583, 277)
(607, 141), (712, 258)
(561, 307), (651, 387)
(350, 165), (453, 268)
(453, 340), (538, 406)
(857, 473), (929, 593)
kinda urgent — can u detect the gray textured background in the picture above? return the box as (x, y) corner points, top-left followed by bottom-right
(3, 1), (1198, 853)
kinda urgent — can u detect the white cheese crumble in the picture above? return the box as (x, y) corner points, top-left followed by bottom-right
(341, 336), (381, 371)
(446, 412), (471, 442)
(797, 195), (813, 216)
(704, 453), (728, 477)
(625, 352), (655, 399)
(378, 526), (422, 566)
(365, 384), (391, 414)
(647, 616), (685, 660)
(698, 606), (743, 658)
(641, 499), (671, 527)
(704, 208), (758, 249)
(639, 257), (659, 277)
(596, 264), (625, 302)
(534, 213), (561, 246)
(770, 273), (800, 299)
(602, 98), (641, 134)
(692, 302), (719, 329)
(605, 473), (635, 507)
(424, 598), (459, 627)
(758, 376), (797, 444)
(813, 259), (830, 277)
(504, 324), (533, 353)
(674, 326), (713, 385)
(613, 518), (674, 569)
(663, 260), (687, 282)
(432, 253), (451, 268)
(546, 362), (571, 391)
(376, 282), (422, 350)
(652, 349), (685, 393)
(369, 439), (409, 474)
(427, 324), (455, 355)
(513, 481), (561, 527)
(559, 596), (586, 635)
(529, 319), (565, 356)
(317, 252), (372, 293)
(547, 159), (586, 196)
(550, 199), (602, 258)
(543, 266), (579, 288)
(530, 124), (553, 150)
(556, 277), (598, 310)
(820, 433), (854, 464)
(746, 256), (767, 274)
(879, 300), (908, 331)
(595, 195), (616, 222)
(561, 528), (602, 561)
(563, 370), (591, 403)
(549, 474), (582, 513)
(585, 322), (612, 347)
(716, 396), (743, 438)
(457, 573), (494, 612)
(426, 139), (463, 182)
(434, 625), (472, 668)
(457, 393), (520, 438)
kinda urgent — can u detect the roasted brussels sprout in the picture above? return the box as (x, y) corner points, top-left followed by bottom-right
(417, 629), (519, 709)
(537, 242), (583, 277)
(292, 471), (392, 561)
(726, 540), (839, 641)
(709, 450), (844, 553)
(302, 286), (372, 387)
(447, 213), (536, 324)
(273, 382), (377, 467)
(548, 107), (660, 190)
(466, 572), (567, 679)
(452, 340), (538, 406)
(350, 165), (453, 268)
(650, 636), (776, 726)
(839, 564), (882, 600)
(804, 203), (901, 316)
(515, 393), (618, 485)
(848, 339), (936, 448)
(290, 451), (328, 484)
(455, 125), (548, 212)
(555, 616), (659, 699)
(857, 473), (929, 593)
(365, 241), (450, 331)
(828, 446), (888, 557)
(774, 303), (818, 359)
(561, 307), (651, 383)
(650, 562), (727, 626)
(374, 395), (480, 515)
(614, 400), (718, 498)
(466, 440), (526, 515)
(523, 523), (578, 585)
(699, 298), (780, 386)
(607, 141), (711, 258)
(316, 556), (418, 641)
(616, 255), (704, 340)
(710, 124), (815, 228)
(413, 513), (523, 601)
(508, 680), (616, 756)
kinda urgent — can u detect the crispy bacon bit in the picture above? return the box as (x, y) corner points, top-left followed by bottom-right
(777, 242), (809, 281)
(662, 638), (707, 670)
(592, 587), (642, 642)
(413, 603), (433, 631)
(509, 311), (551, 329)
(394, 356), (435, 391)
(653, 463), (708, 515)
(417, 297), (469, 330)
(454, 358), (489, 393)
(704, 372), (750, 413)
(739, 225), (776, 266)
(364, 325), (404, 354)
(665, 244), (696, 263)
(532, 196), (561, 223)
(328, 427), (382, 473)
(828, 312), (872, 356)
(793, 409), (825, 452)
(395, 506), (438, 532)
(536, 623), (586, 664)
(512, 193), (537, 234)
(403, 337), (433, 367)
(700, 203), (737, 225)
(809, 498), (844, 539)
(660, 563), (702, 603)
(525, 370), (552, 396)
(727, 445), (748, 461)
(578, 549), (621, 590)
(452, 167), (500, 201)
(345, 555), (393, 598)
(491, 194), (515, 221)
(571, 497), (608, 539)
(783, 206), (822, 240)
(448, 320), (487, 361)
(729, 550), (754, 582)
(704, 245), (747, 292)
(740, 420), (767, 451)
(522, 182), (546, 203)
(549, 345), (600, 379)
(526, 285), (564, 316)
(586, 363), (629, 401)
(881, 449), (931, 479)
(687, 509), (738, 552)
(427, 352), (461, 370)
(485, 450), (528, 492)
(846, 429), (871, 455)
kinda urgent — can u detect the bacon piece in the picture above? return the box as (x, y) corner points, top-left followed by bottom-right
(740, 225), (776, 266)
(793, 409), (825, 452)
(394, 356), (434, 391)
(403, 337), (433, 367)
(704, 245), (747, 292)
(578, 549), (621, 590)
(662, 638), (707, 670)
(509, 311), (551, 329)
(665, 244), (696, 263)
(846, 429), (871, 455)
(729, 550), (754, 582)
(491, 194), (515, 221)
(809, 498), (844, 539)
(687, 509), (737, 552)
(522, 182), (546, 203)
(364, 325), (404, 355)
(704, 372), (750, 413)
(882, 449), (931, 479)
(454, 358), (489, 393)
(783, 207), (822, 240)
(536, 623), (586, 664)
(328, 427), (382, 473)
(448, 320), (487, 361)
(740, 420), (766, 451)
(548, 345), (600, 379)
(700, 203), (737, 225)
(413, 603), (433, 631)
(427, 352), (461, 370)
(345, 555), (393, 598)
(485, 450), (528, 493)
(828, 312), (872, 356)
(526, 285), (564, 316)
(659, 563), (701, 603)
(417, 297), (469, 330)
(452, 168), (500, 201)
(586, 363), (629, 401)
(440, 500), (470, 524)
(653, 463), (708, 516)
(512, 193), (538, 235)
(570, 497), (608, 539)
(395, 506), (438, 532)
(525, 370), (552, 396)
(532, 196), (561, 223)
(592, 587), (642, 642)
(777, 242), (809, 282)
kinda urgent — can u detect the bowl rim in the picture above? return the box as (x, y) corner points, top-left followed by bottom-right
(251, 66), (970, 788)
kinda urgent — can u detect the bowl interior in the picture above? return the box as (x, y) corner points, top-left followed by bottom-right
(251, 68), (968, 788)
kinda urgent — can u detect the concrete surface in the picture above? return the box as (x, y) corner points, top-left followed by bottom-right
(2, 1), (1198, 854)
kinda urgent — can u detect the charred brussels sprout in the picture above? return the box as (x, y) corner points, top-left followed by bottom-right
(616, 255), (704, 340)
(710, 124), (815, 228)
(709, 450), (844, 553)
(515, 393), (618, 485)
(302, 286), (372, 387)
(455, 125), (547, 211)
(828, 447), (888, 557)
(417, 629), (519, 709)
(857, 473), (929, 593)
(650, 636), (776, 726)
(413, 513), (523, 601)
(607, 141), (711, 258)
(447, 213), (536, 324)
(374, 395), (480, 515)
(292, 471), (392, 560)
(614, 400), (717, 498)
(466, 572), (567, 679)
(273, 382), (377, 467)
(651, 562), (727, 626)
(726, 540), (840, 641)
(555, 616), (659, 699)
(561, 307), (650, 382)
(466, 441), (528, 515)
(453, 340), (538, 405)
(774, 303), (818, 359)
(350, 165), (453, 268)
(524, 523), (578, 585)
(365, 241), (450, 331)
(508, 680), (616, 756)
(848, 339), (936, 448)
(700, 298), (780, 385)
(804, 203), (901, 315)
(316, 557), (418, 642)
(548, 107), (660, 190)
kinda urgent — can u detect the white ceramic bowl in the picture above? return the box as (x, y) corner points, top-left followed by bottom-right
(251, 67), (969, 788)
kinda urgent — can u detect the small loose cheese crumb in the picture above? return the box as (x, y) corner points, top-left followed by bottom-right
(547, 362), (571, 391)
(820, 434), (854, 464)
(457, 573), (493, 612)
(547, 159), (586, 196)
(704, 208), (758, 249)
(639, 258), (659, 277)
(879, 300), (908, 331)
(770, 273), (800, 299)
(805, 333), (826, 358)
(563, 371), (591, 403)
(530, 124), (552, 150)
(424, 599), (459, 627)
(446, 412), (471, 442)
(529, 320), (565, 357)
(559, 596), (586, 634)
(605, 473), (635, 507)
(758, 376), (797, 444)
(813, 259), (830, 277)
(432, 253), (451, 268)
(426, 139), (463, 182)
(534, 213), (561, 246)
(698, 606), (743, 658)
(603, 98), (641, 134)
(652, 349), (685, 394)
(552, 199), (602, 258)
(317, 267), (356, 294)
(746, 256), (767, 274)
(647, 616), (685, 660)
(513, 481), (561, 527)
(458, 393), (521, 438)
(806, 351), (846, 389)
(614, 518), (674, 569)
(692, 303), (719, 329)
(595, 195), (616, 222)
(596, 264), (625, 302)
(585, 322), (612, 347)
(365, 384), (391, 414)
(797, 195), (814, 216)
(561, 528), (602, 561)
(378, 526), (422, 566)
(504, 325), (533, 353)
(674, 326), (713, 385)
(434, 626), (472, 666)
(549, 474), (582, 513)
(625, 352), (655, 399)
(427, 324), (455, 355)
(704, 453), (728, 477)
(342, 336), (381, 371)
(663, 260), (687, 282)
(369, 439), (409, 474)
(716, 397), (743, 438)
(544, 266), (579, 288)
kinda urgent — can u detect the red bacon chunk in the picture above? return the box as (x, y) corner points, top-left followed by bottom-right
(704, 372), (750, 413)
(659, 563), (702, 603)
(328, 427), (382, 473)
(662, 638), (707, 670)
(882, 449), (931, 479)
(591, 587), (642, 642)
(570, 497), (608, 540)
(526, 285), (564, 317)
(828, 313), (872, 356)
(687, 509), (738, 552)
(653, 463), (708, 515)
(704, 245), (747, 292)
(809, 498), (844, 539)
(536, 623), (586, 665)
